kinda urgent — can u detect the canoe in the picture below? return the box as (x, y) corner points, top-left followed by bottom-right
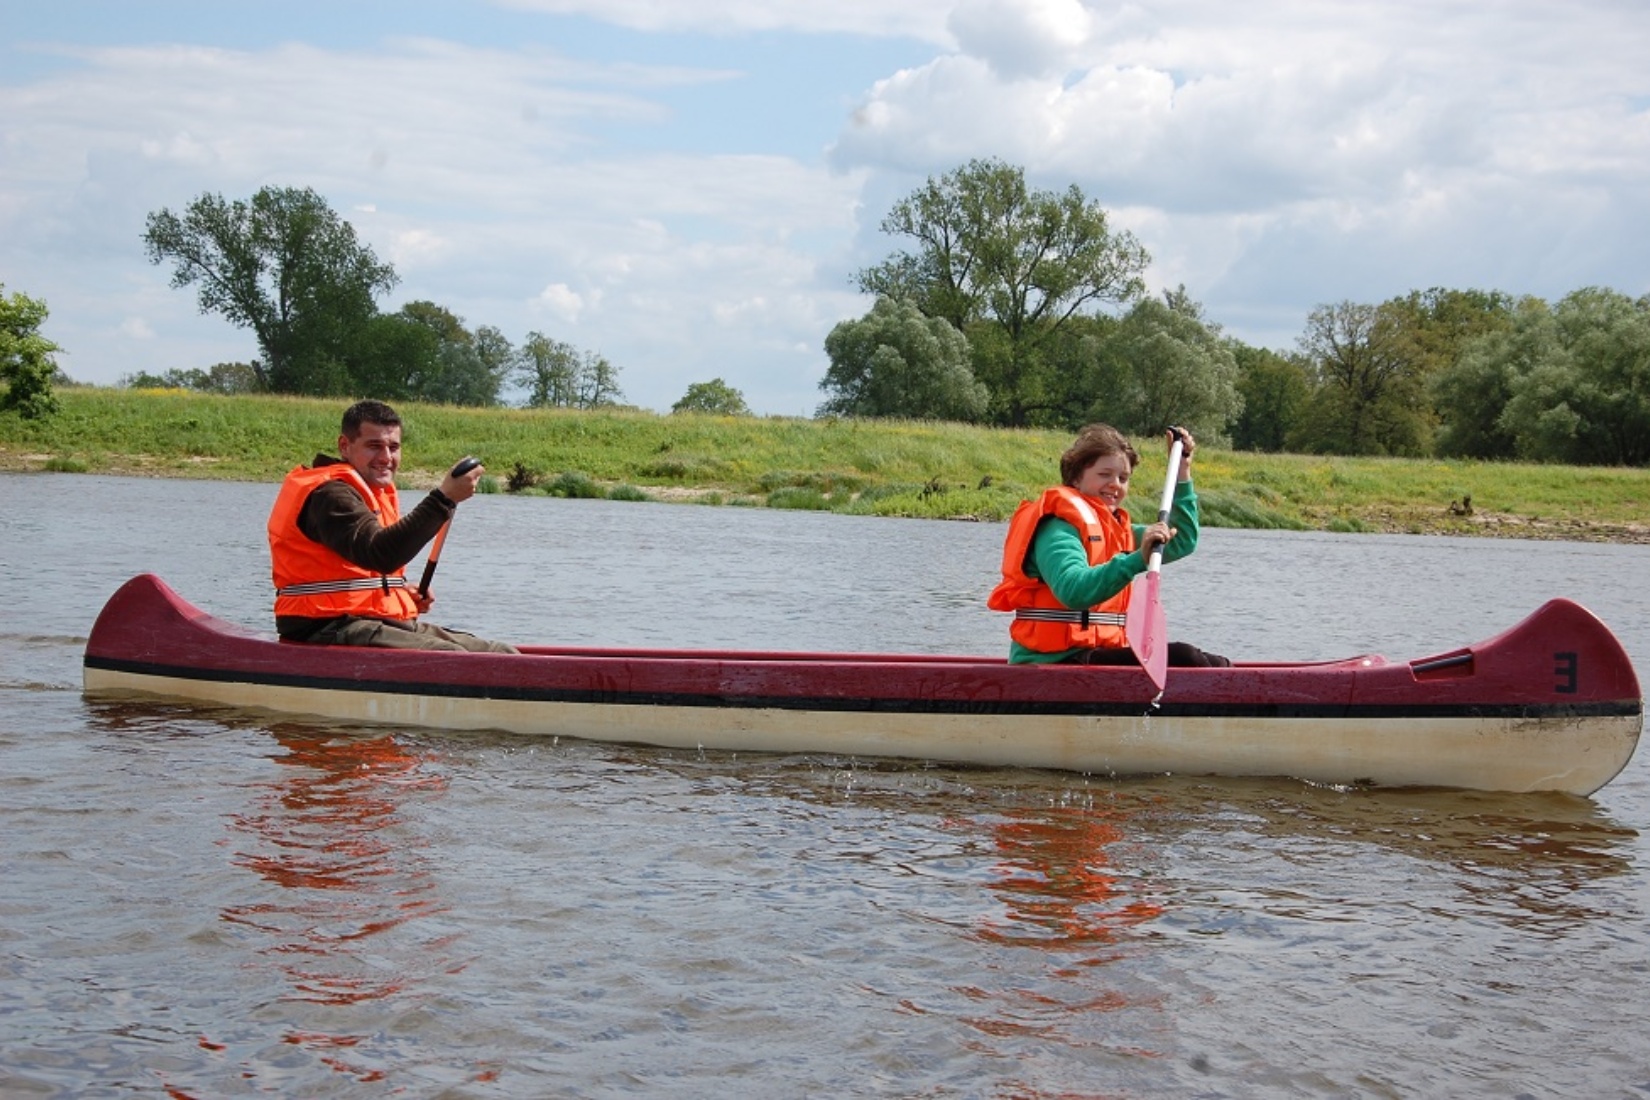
(83, 573), (1642, 795)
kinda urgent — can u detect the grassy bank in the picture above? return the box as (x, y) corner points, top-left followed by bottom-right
(4, 387), (1648, 542)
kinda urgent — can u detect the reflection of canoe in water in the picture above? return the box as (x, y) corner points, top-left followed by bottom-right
(83, 574), (1643, 796)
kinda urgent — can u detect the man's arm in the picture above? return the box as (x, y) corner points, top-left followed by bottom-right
(297, 481), (455, 573)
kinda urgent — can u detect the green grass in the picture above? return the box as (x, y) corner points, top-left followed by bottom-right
(3, 386), (1647, 540)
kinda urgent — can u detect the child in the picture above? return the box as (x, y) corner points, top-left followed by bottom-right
(988, 424), (1229, 666)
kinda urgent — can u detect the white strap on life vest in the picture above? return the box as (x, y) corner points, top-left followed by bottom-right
(1013, 608), (1127, 626)
(276, 576), (408, 597)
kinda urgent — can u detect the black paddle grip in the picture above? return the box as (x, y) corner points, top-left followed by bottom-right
(450, 456), (481, 477)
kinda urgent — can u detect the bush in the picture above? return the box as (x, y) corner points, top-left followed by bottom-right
(767, 486), (832, 510)
(546, 471), (605, 499)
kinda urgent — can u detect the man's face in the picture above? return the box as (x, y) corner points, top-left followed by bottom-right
(338, 421), (402, 489)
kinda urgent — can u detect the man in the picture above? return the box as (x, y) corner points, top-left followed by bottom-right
(267, 399), (517, 652)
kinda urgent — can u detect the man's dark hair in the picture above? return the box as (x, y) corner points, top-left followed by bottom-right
(341, 400), (401, 439)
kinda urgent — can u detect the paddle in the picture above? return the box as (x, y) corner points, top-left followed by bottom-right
(417, 456), (481, 599)
(1126, 429), (1186, 693)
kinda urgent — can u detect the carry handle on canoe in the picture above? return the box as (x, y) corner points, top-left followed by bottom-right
(417, 456), (481, 599)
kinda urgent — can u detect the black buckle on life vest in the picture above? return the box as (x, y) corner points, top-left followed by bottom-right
(1079, 609), (1090, 628)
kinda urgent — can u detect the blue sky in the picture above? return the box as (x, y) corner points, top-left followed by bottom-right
(4, 0), (1647, 415)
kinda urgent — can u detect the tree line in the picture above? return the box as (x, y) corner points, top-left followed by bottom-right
(5, 170), (1646, 465)
(821, 158), (1650, 466)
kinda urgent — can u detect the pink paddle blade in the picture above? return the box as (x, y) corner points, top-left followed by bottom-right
(1127, 571), (1168, 691)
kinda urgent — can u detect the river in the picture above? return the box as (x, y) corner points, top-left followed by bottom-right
(2, 472), (1647, 1098)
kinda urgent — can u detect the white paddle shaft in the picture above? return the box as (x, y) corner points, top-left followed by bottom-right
(1146, 437), (1185, 574)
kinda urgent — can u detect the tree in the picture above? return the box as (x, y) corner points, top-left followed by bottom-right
(855, 159), (1149, 426)
(344, 302), (509, 407)
(515, 332), (624, 409)
(1495, 288), (1650, 465)
(1384, 288), (1517, 379)
(142, 186), (398, 394)
(1293, 300), (1428, 455)
(0, 285), (62, 419)
(818, 296), (988, 421)
(1071, 290), (1242, 443)
(1230, 343), (1311, 452)
(348, 311), (442, 404)
(673, 378), (751, 416)
(517, 333), (581, 408)
(1430, 307), (1542, 460)
(121, 362), (261, 394)
(396, 302), (508, 407)
(575, 352), (624, 409)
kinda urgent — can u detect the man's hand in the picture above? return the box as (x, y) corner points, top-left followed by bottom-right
(439, 457), (484, 503)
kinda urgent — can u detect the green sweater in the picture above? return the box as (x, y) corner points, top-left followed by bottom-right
(1008, 479), (1201, 664)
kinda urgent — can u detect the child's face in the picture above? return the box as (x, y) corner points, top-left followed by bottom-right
(1075, 452), (1132, 508)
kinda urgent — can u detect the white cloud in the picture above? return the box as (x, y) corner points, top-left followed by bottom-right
(948, 0), (1091, 80)
(534, 282), (586, 321)
(490, 0), (956, 42)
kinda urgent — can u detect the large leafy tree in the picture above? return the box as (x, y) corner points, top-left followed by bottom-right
(346, 302), (510, 407)
(1230, 343), (1311, 452)
(673, 378), (750, 416)
(1384, 287), (1517, 380)
(398, 302), (510, 407)
(1073, 290), (1243, 443)
(855, 159), (1149, 426)
(1493, 288), (1650, 465)
(819, 296), (988, 421)
(1430, 300), (1544, 460)
(0, 285), (62, 419)
(1292, 300), (1430, 455)
(142, 186), (398, 394)
(515, 332), (624, 409)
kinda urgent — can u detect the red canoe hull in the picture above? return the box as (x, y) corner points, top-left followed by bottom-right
(83, 574), (1642, 794)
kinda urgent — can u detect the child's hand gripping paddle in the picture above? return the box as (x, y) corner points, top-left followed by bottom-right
(1126, 430), (1186, 694)
(417, 456), (481, 599)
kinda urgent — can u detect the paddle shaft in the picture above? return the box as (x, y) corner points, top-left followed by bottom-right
(417, 456), (481, 598)
(1145, 434), (1186, 575)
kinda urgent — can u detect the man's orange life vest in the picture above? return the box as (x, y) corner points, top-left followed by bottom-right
(268, 463), (419, 622)
(987, 486), (1135, 653)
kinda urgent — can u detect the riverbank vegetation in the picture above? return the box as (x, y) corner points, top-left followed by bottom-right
(4, 388), (1646, 542)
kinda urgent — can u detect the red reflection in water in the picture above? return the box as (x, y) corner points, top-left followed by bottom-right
(957, 806), (1169, 1075)
(216, 730), (456, 1083)
(976, 808), (1163, 952)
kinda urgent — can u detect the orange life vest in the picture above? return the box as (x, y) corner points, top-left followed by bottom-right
(986, 486), (1135, 652)
(268, 463), (419, 622)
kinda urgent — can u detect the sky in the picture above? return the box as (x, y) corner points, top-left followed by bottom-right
(3, 0), (1648, 416)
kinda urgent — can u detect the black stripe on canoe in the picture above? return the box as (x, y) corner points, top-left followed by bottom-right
(84, 655), (1643, 721)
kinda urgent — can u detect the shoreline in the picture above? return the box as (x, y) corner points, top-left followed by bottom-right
(7, 450), (1647, 545)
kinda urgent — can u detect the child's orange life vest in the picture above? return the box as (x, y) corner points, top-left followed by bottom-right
(987, 486), (1135, 653)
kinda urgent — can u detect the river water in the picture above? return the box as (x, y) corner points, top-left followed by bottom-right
(2, 472), (1648, 1098)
